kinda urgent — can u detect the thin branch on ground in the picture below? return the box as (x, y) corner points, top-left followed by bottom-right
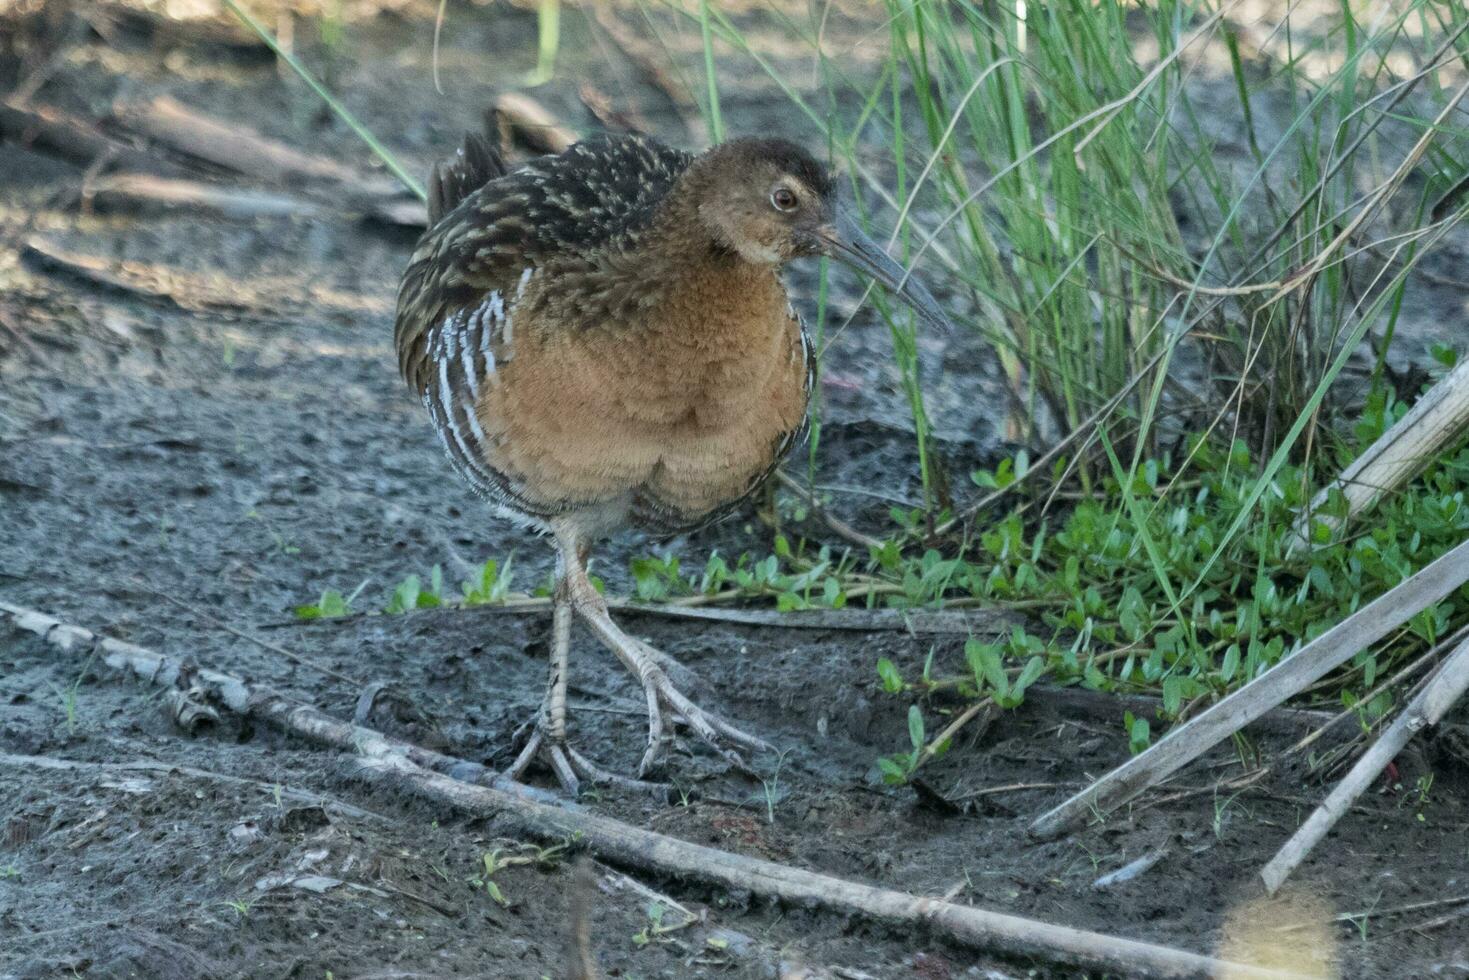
(0, 599), (570, 812)
(776, 469), (886, 552)
(1, 599), (1306, 980)
(273, 597), (1023, 637)
(1030, 536), (1469, 839)
(1260, 631), (1469, 894)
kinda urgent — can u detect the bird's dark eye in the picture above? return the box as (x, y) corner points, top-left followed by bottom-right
(770, 187), (798, 212)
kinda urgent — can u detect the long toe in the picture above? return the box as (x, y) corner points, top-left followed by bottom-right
(632, 667), (772, 778)
(502, 710), (668, 798)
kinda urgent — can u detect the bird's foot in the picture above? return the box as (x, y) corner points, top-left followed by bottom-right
(626, 637), (772, 778)
(553, 527), (775, 781)
(504, 721), (664, 798)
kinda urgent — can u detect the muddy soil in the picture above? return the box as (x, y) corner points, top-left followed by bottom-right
(3, 3), (1469, 978)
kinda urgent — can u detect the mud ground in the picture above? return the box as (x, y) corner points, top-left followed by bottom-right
(3, 2), (1469, 978)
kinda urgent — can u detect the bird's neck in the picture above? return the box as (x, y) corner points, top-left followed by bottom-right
(537, 176), (774, 331)
(630, 162), (733, 275)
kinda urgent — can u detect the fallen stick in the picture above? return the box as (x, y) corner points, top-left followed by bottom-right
(84, 3), (271, 61)
(1283, 623), (1466, 758)
(1259, 631), (1469, 894)
(279, 596), (1022, 637)
(2, 600), (1305, 980)
(92, 170), (424, 229)
(491, 92), (577, 155)
(1029, 536), (1469, 839)
(360, 753), (1310, 979)
(1289, 357), (1469, 554)
(22, 237), (392, 320)
(86, 172), (325, 220)
(0, 600), (567, 810)
(589, 3), (706, 144)
(0, 100), (178, 175)
(21, 237), (265, 314)
(578, 82), (651, 135)
(109, 94), (401, 198)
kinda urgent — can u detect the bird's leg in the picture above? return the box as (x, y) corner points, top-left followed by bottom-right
(555, 529), (772, 777)
(504, 572), (666, 797)
(504, 580), (580, 793)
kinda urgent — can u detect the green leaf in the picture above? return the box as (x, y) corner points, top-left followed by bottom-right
(1012, 656), (1045, 698)
(295, 588), (349, 620)
(485, 879), (508, 906)
(965, 639), (1008, 699)
(1162, 675), (1184, 717)
(907, 705), (925, 752)
(1220, 644), (1240, 682)
(877, 756), (908, 785)
(1126, 714), (1152, 755)
(876, 658), (904, 694)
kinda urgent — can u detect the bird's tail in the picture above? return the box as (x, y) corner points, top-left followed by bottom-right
(427, 111), (507, 226)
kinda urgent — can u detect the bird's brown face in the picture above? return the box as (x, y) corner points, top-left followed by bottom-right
(697, 155), (832, 265)
(698, 140), (953, 333)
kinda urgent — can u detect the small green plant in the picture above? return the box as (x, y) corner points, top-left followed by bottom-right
(965, 636), (1044, 710)
(631, 902), (665, 947)
(472, 854), (510, 907)
(50, 647), (97, 734)
(1211, 788), (1252, 840)
(468, 840), (571, 907)
(756, 750), (791, 824)
(461, 557), (514, 605)
(1124, 712), (1152, 756)
(0, 864), (20, 880)
(629, 538), (853, 610)
(294, 578), (367, 620)
(222, 897), (254, 920)
(1409, 773), (1435, 823)
(631, 897), (698, 947)
(876, 704), (938, 786)
(384, 566), (445, 613)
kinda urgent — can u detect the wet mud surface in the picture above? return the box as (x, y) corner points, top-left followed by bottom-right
(3, 3), (1469, 977)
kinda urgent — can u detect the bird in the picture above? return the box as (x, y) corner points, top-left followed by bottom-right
(394, 120), (952, 795)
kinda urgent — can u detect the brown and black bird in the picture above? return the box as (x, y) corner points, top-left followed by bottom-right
(395, 124), (950, 793)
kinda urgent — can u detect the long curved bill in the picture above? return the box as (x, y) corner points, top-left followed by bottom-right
(818, 209), (954, 333)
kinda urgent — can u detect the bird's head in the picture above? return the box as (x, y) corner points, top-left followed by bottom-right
(692, 137), (953, 332)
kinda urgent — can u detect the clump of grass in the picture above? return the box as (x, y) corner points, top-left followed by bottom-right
(269, 0), (1469, 769)
(647, 0), (1469, 769)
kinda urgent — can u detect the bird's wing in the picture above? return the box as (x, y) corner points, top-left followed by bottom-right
(395, 132), (693, 396)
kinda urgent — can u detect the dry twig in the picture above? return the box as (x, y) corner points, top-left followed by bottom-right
(86, 172), (324, 221)
(1289, 357), (1469, 554)
(1260, 632), (1469, 893)
(0, 99), (176, 175)
(1031, 537), (1469, 839)
(0, 599), (567, 811)
(491, 93), (576, 155)
(1, 599), (1305, 980)
(109, 94), (396, 196)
